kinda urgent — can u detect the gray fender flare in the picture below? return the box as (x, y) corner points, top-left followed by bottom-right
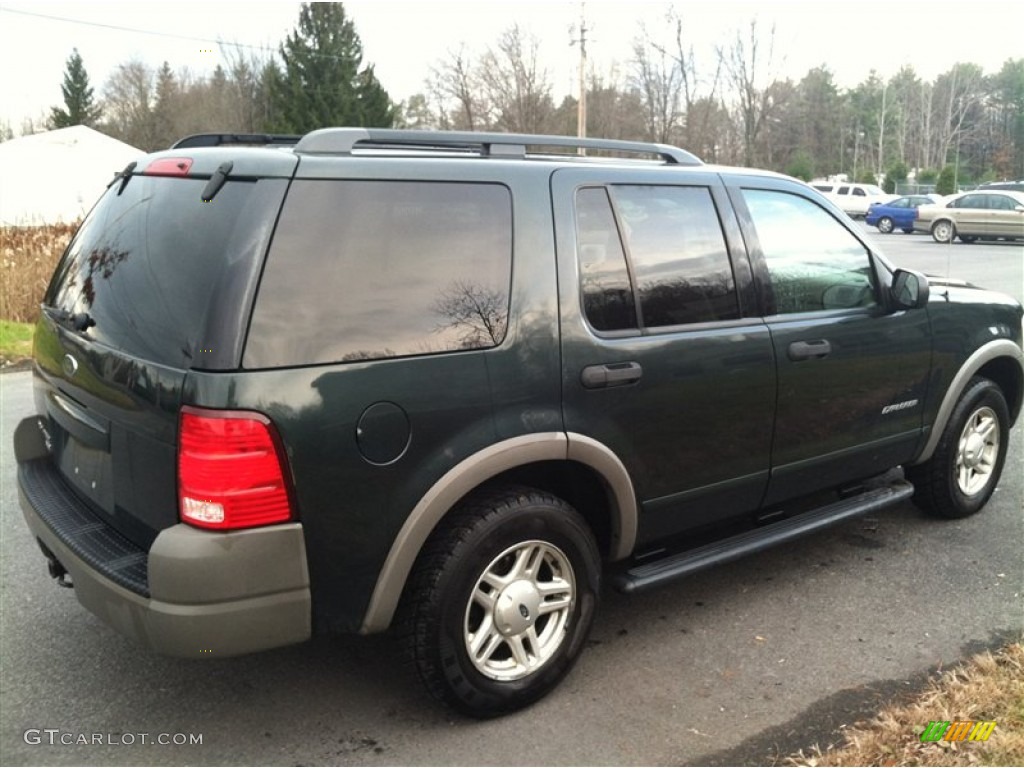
(359, 431), (637, 634)
(913, 339), (1024, 464)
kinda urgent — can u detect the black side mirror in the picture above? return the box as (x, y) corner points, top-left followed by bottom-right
(891, 268), (930, 310)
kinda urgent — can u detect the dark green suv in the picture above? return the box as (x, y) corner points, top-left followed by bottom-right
(15, 129), (1024, 717)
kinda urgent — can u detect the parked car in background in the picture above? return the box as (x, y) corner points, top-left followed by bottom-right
(914, 190), (1024, 243)
(865, 194), (940, 233)
(979, 181), (1024, 192)
(811, 182), (895, 218)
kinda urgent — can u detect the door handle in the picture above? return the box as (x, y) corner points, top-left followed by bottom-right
(581, 362), (643, 389)
(788, 339), (832, 361)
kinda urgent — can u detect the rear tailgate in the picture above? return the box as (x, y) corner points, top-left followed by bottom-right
(30, 151), (295, 550)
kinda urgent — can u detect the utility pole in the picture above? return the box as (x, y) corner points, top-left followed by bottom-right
(570, 1), (588, 141)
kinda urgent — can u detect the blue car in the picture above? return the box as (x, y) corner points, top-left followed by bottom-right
(866, 195), (939, 234)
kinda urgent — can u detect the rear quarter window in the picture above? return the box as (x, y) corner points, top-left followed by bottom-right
(244, 180), (512, 368)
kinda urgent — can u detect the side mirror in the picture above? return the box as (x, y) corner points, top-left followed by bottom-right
(891, 268), (930, 310)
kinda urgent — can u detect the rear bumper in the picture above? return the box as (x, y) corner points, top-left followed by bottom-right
(16, 418), (311, 657)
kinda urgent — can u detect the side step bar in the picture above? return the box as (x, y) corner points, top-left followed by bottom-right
(612, 479), (914, 594)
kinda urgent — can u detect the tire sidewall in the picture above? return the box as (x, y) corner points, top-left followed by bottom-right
(433, 500), (600, 715)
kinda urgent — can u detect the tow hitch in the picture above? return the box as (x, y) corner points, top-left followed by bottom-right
(38, 540), (73, 589)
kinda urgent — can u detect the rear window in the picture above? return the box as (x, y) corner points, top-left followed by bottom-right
(244, 180), (512, 368)
(45, 175), (269, 369)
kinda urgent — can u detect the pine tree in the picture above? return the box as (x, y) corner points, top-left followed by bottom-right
(49, 49), (102, 129)
(270, 2), (394, 132)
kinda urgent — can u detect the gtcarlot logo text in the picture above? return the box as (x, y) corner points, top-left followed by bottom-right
(23, 729), (203, 746)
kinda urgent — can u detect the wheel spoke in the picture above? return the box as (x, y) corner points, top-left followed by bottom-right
(538, 594), (572, 615)
(507, 634), (533, 669)
(473, 583), (497, 610)
(471, 621), (503, 661)
(524, 544), (546, 578)
(976, 416), (997, 442)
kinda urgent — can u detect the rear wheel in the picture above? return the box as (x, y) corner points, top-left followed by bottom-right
(931, 219), (956, 243)
(399, 485), (601, 717)
(876, 216), (894, 234)
(906, 377), (1009, 519)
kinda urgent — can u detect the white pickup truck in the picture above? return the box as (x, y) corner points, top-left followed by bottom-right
(812, 182), (895, 218)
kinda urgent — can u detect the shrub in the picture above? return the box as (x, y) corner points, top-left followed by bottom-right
(935, 165), (957, 195)
(0, 223), (77, 323)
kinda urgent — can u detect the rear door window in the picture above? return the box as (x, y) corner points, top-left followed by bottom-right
(575, 185), (740, 332)
(245, 181), (512, 367)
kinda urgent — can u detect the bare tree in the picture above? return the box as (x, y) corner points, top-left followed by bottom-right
(718, 19), (781, 166)
(428, 45), (489, 130)
(631, 32), (681, 143)
(103, 60), (157, 149)
(479, 25), (556, 133)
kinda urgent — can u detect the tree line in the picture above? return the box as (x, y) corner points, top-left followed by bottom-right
(17, 3), (1024, 186)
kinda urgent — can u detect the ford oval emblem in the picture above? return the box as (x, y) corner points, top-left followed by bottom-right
(62, 354), (79, 378)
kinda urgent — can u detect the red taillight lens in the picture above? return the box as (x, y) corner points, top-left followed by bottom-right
(145, 157), (193, 176)
(178, 408), (293, 530)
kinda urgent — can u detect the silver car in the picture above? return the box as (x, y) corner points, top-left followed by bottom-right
(914, 190), (1024, 243)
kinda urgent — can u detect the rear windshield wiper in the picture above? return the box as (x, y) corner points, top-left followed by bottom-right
(201, 161), (233, 202)
(114, 161), (137, 195)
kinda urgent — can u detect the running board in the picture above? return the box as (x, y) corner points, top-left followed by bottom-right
(612, 479), (914, 594)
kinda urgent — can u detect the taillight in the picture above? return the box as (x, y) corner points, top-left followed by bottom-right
(178, 407), (293, 530)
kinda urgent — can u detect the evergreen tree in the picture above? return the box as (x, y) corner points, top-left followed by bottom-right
(270, 3), (394, 132)
(935, 165), (957, 195)
(49, 49), (102, 129)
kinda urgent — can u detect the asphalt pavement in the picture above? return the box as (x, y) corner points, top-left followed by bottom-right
(0, 229), (1021, 766)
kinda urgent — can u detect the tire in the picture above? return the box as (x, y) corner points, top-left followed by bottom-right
(906, 377), (1010, 519)
(901, 228), (914, 234)
(399, 485), (601, 717)
(959, 235), (978, 243)
(931, 219), (955, 243)
(877, 216), (894, 234)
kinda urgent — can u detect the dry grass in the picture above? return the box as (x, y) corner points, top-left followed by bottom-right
(788, 641), (1024, 767)
(0, 222), (78, 322)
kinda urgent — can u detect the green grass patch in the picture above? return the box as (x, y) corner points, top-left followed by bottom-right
(0, 319), (34, 364)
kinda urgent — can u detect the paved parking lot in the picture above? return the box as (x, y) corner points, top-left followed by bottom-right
(1, 228), (1021, 766)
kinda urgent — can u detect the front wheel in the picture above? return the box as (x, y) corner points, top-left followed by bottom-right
(906, 377), (1010, 519)
(932, 219), (956, 243)
(399, 486), (601, 717)
(877, 216), (895, 234)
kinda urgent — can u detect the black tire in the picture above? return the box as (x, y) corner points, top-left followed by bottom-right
(931, 219), (956, 243)
(398, 485), (601, 717)
(906, 377), (1010, 519)
(877, 216), (894, 234)
(959, 234), (978, 243)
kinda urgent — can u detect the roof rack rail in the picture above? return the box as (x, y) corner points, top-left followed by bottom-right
(293, 128), (703, 165)
(171, 133), (302, 149)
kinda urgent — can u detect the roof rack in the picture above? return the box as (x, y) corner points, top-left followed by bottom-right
(293, 128), (703, 166)
(171, 133), (301, 149)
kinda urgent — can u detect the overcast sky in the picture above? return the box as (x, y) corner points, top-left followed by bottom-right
(1, 0), (1022, 131)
